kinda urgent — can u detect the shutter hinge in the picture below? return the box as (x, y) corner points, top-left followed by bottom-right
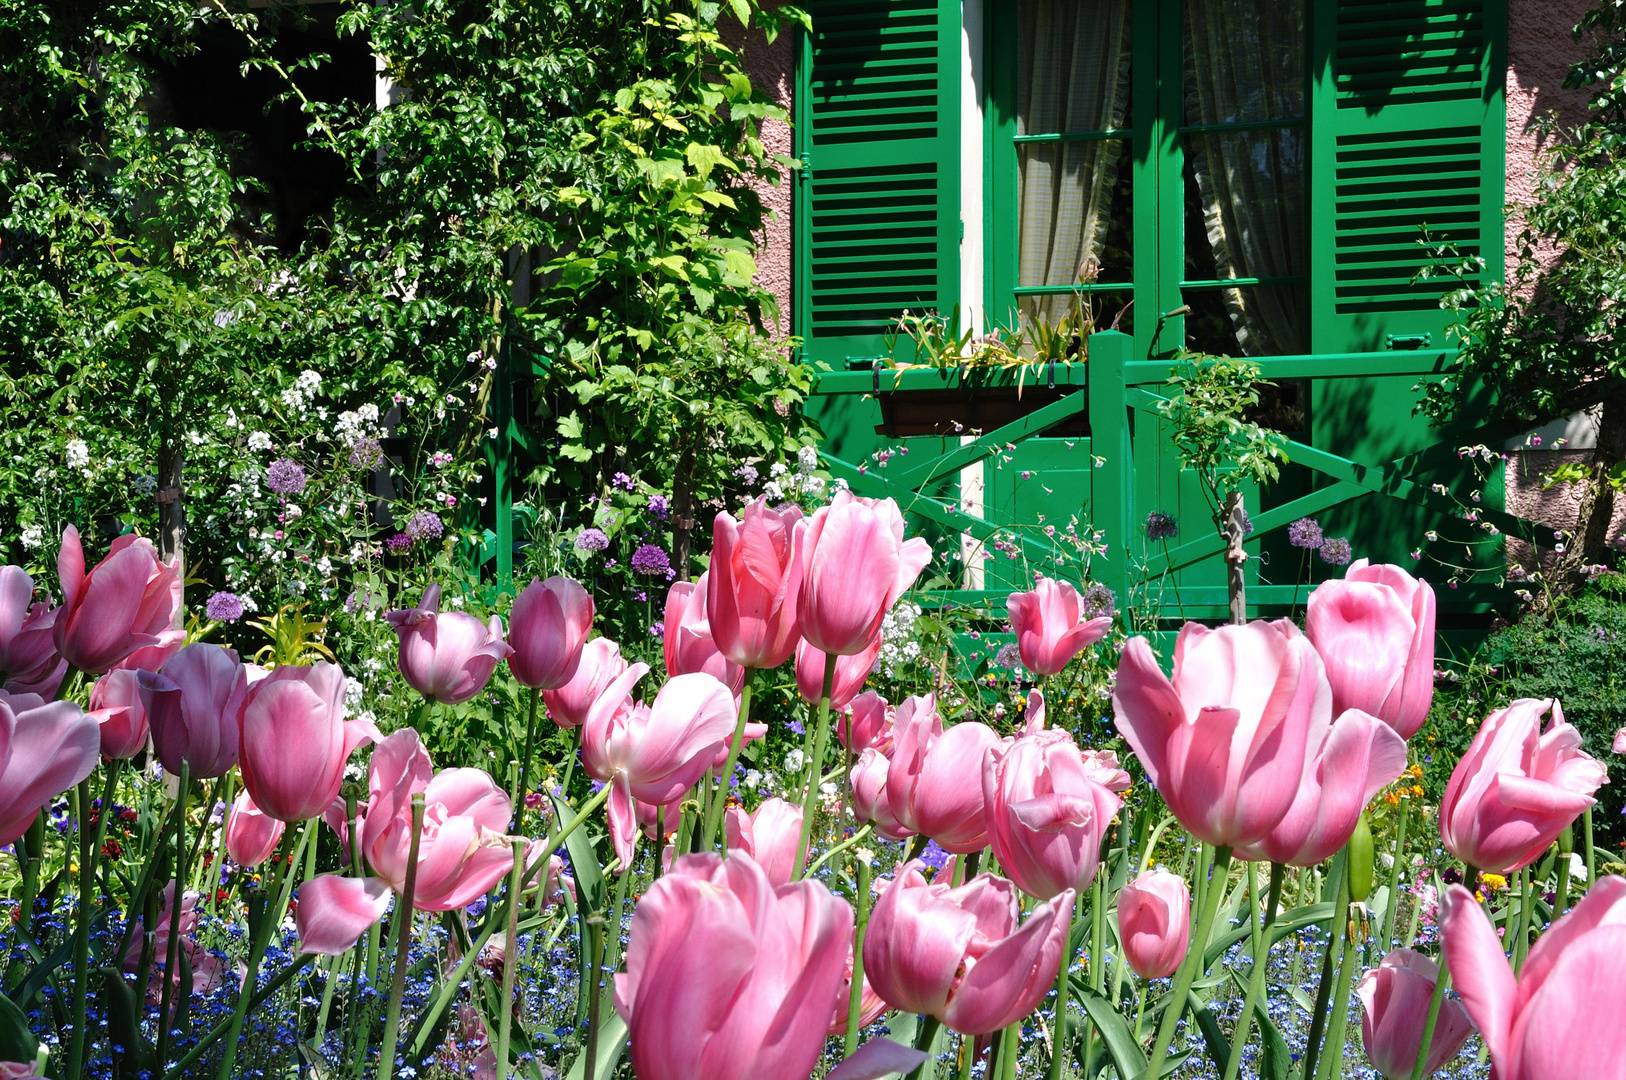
(797, 153), (812, 182)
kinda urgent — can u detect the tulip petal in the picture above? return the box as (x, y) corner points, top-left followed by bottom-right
(1110, 638), (1182, 788)
(297, 875), (390, 955)
(1439, 884), (1517, 1068)
(0, 700), (101, 847)
(1508, 922), (1626, 1080)
(826, 1039), (930, 1080)
(941, 889), (1073, 1035)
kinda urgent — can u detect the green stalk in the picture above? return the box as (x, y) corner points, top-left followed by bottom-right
(1555, 826), (1573, 917)
(375, 793), (425, 1079)
(496, 838), (524, 1079)
(844, 854), (873, 1057)
(1379, 798), (1409, 952)
(1298, 856), (1349, 1080)
(206, 770), (235, 917)
(312, 955), (340, 1055)
(214, 823), (298, 1080)
(584, 912), (605, 1080)
(1142, 846), (1232, 1080)
(906, 1015), (944, 1080)
(1511, 868), (1534, 974)
(1406, 953), (1451, 1080)
(1082, 871), (1106, 1073)
(161, 952), (316, 1080)
(156, 762), (190, 1069)
(1315, 901), (1361, 1080)
(1583, 807), (1596, 887)
(703, 671), (755, 850)
(1221, 860), (1270, 1080)
(521, 783), (612, 892)
(515, 686), (542, 832)
(67, 757), (121, 1079)
(1048, 890), (1081, 1080)
(793, 653), (838, 878)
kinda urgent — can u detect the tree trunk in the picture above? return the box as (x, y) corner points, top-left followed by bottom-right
(1223, 490), (1248, 625)
(1540, 396), (1626, 607)
(156, 438), (185, 608)
(670, 445), (698, 582)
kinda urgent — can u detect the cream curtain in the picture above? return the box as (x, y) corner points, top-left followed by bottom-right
(1016, 0), (1132, 330)
(1184, 0), (1305, 355)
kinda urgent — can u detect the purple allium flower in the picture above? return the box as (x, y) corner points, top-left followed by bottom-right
(575, 528), (611, 553)
(266, 458), (307, 495)
(1145, 511), (1178, 542)
(1081, 582), (1117, 621)
(612, 472), (635, 492)
(349, 437), (384, 470)
(1288, 517), (1324, 550)
(386, 532), (415, 554)
(630, 543), (672, 577)
(1319, 537), (1353, 566)
(995, 642), (1023, 671)
(204, 591), (245, 623)
(406, 510), (445, 541)
(647, 494), (669, 520)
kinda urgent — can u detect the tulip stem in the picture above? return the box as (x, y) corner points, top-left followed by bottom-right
(805, 824), (873, 879)
(1380, 799), (1409, 951)
(522, 783), (612, 892)
(1406, 947), (1451, 1080)
(793, 653), (838, 880)
(844, 854), (873, 1057)
(65, 775), (94, 1080)
(1314, 887), (1361, 1080)
(1298, 854), (1348, 1080)
(216, 821), (299, 1080)
(906, 1015), (943, 1080)
(1221, 860), (1270, 1080)
(376, 792), (424, 1080)
(1142, 845), (1231, 1080)
(206, 771), (235, 918)
(1082, 870), (1106, 1073)
(1511, 868), (1533, 974)
(1049, 890), (1081, 1080)
(702, 671), (755, 851)
(1583, 807), (1596, 886)
(584, 912), (605, 1080)
(496, 838), (524, 1080)
(156, 761), (190, 1070)
(515, 686), (541, 832)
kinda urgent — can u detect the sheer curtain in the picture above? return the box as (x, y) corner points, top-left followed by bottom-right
(1016, 0), (1132, 329)
(1184, 0), (1305, 355)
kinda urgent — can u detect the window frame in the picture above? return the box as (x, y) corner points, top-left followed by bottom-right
(983, 0), (1313, 361)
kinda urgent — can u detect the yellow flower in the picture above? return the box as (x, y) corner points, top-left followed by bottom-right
(1479, 873), (1508, 892)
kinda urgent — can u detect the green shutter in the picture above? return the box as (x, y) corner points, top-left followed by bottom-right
(794, 0), (961, 366)
(1309, 0), (1506, 352)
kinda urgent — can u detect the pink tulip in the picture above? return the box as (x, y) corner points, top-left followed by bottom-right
(581, 666), (738, 867)
(837, 690), (894, 754)
(508, 576), (594, 689)
(662, 576), (745, 696)
(707, 499), (806, 669)
(1006, 578), (1113, 676)
(88, 668), (155, 760)
(637, 794), (686, 840)
(1614, 727), (1626, 754)
(864, 861), (1072, 1035)
(52, 526), (181, 675)
(886, 694), (1003, 853)
(1118, 870), (1190, 979)
(541, 637), (627, 729)
(797, 491), (932, 656)
(296, 874), (393, 956)
(982, 728), (1124, 900)
(1306, 561), (1437, 739)
(1356, 948), (1473, 1079)
(1440, 698), (1607, 874)
(239, 660), (380, 823)
(1441, 876), (1626, 1080)
(795, 636), (881, 710)
(0, 1062), (44, 1079)
(1111, 620), (1330, 848)
(148, 643), (247, 780)
(0, 693), (99, 846)
(225, 791), (285, 867)
(724, 797), (805, 885)
(851, 747), (913, 841)
(0, 566), (63, 696)
(386, 585), (513, 704)
(1237, 707), (1408, 867)
(612, 851), (852, 1080)
(120, 880), (233, 998)
(360, 728), (515, 911)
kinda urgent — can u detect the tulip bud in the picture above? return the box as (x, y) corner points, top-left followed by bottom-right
(1348, 812), (1375, 903)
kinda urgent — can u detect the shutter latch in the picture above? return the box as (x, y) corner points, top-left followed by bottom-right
(1385, 333), (1431, 350)
(798, 153), (813, 182)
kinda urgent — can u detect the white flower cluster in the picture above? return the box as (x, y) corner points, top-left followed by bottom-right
(247, 432), (273, 452)
(280, 370), (324, 415)
(877, 601), (923, 678)
(65, 439), (90, 471)
(19, 525), (44, 550)
(336, 403), (382, 444)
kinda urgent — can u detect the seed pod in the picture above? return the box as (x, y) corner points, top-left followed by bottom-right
(1348, 812), (1375, 902)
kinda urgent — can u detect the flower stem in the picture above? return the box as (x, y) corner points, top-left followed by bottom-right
(515, 686), (541, 831)
(1315, 893), (1362, 1080)
(1407, 948), (1451, 1080)
(375, 792), (425, 1080)
(1049, 890), (1081, 1080)
(1380, 798), (1410, 950)
(216, 822), (297, 1080)
(584, 912), (605, 1080)
(496, 838), (524, 1079)
(703, 671), (755, 850)
(65, 774), (96, 1079)
(793, 653), (838, 879)
(522, 783), (612, 892)
(1221, 860), (1270, 1080)
(1511, 868), (1534, 974)
(155, 761), (190, 1070)
(1142, 845), (1232, 1080)
(906, 1015), (944, 1080)
(1298, 854), (1349, 1080)
(844, 854), (873, 1057)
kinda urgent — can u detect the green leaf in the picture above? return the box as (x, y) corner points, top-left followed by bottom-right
(1225, 971), (1292, 1080)
(564, 1013), (628, 1080)
(100, 967), (156, 1078)
(1073, 985), (1146, 1078)
(1187, 988), (1231, 1071)
(1203, 902), (1334, 971)
(683, 142), (731, 178)
(550, 791), (606, 915)
(0, 993), (37, 1065)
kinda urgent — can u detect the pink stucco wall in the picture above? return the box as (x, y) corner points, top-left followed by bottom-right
(1506, 0), (1594, 273)
(728, 18), (795, 338)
